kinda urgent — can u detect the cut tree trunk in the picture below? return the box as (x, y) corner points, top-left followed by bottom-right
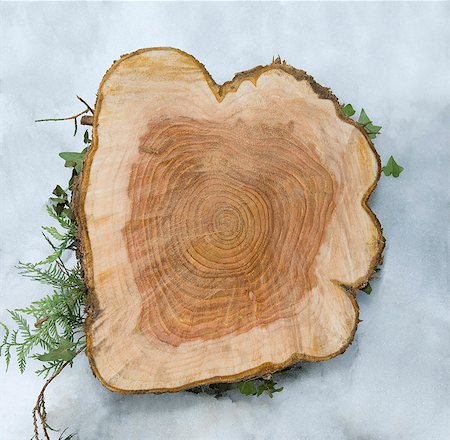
(75, 47), (384, 393)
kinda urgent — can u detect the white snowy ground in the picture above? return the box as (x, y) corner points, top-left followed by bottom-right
(1, 2), (449, 439)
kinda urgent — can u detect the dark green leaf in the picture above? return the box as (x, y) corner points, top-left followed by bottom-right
(382, 155), (404, 177)
(52, 185), (66, 197)
(364, 122), (382, 134)
(54, 203), (65, 216)
(50, 197), (66, 204)
(37, 339), (76, 362)
(342, 104), (356, 117)
(238, 381), (257, 396)
(62, 208), (74, 220)
(59, 148), (87, 174)
(83, 130), (91, 145)
(68, 170), (76, 189)
(73, 118), (78, 136)
(361, 283), (372, 295)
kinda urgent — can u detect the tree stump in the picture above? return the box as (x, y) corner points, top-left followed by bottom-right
(75, 48), (384, 393)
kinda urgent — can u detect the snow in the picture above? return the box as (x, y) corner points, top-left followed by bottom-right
(1, 2), (449, 439)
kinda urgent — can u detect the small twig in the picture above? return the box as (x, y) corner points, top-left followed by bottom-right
(34, 317), (49, 328)
(33, 408), (40, 440)
(35, 96), (94, 131)
(35, 109), (89, 123)
(80, 115), (93, 126)
(32, 346), (85, 440)
(76, 96), (94, 114)
(41, 233), (71, 277)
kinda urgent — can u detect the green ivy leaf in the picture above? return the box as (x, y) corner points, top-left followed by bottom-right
(364, 122), (382, 134)
(364, 122), (382, 140)
(382, 155), (404, 177)
(256, 378), (283, 398)
(342, 104), (356, 117)
(83, 130), (91, 145)
(238, 381), (257, 396)
(361, 283), (372, 295)
(52, 185), (66, 198)
(358, 108), (371, 126)
(59, 147), (88, 174)
(37, 339), (76, 362)
(53, 203), (66, 216)
(63, 207), (75, 220)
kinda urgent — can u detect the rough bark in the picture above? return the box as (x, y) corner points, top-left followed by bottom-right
(74, 47), (384, 393)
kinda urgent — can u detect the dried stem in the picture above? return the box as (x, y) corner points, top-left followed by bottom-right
(35, 109), (89, 123)
(35, 96), (94, 124)
(32, 346), (85, 440)
(76, 96), (94, 114)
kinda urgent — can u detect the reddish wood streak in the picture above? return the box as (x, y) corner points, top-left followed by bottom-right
(123, 117), (337, 346)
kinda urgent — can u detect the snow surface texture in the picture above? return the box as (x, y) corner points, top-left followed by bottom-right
(1, 2), (449, 439)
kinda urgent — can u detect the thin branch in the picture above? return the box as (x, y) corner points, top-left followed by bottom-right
(35, 95), (94, 124)
(32, 346), (85, 440)
(40, 233), (71, 278)
(76, 96), (94, 114)
(35, 109), (89, 123)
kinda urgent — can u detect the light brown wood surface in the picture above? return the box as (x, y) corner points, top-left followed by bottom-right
(75, 47), (384, 393)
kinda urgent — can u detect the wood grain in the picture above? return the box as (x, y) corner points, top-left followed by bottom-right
(74, 48), (384, 393)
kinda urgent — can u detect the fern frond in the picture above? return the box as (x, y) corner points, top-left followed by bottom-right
(46, 205), (75, 231)
(42, 226), (65, 241)
(17, 262), (82, 290)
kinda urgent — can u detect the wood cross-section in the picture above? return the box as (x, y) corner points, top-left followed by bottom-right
(75, 48), (384, 393)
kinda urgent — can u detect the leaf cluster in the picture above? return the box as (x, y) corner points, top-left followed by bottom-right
(1, 214), (86, 378)
(0, 131), (91, 379)
(60, 129), (90, 188)
(342, 103), (403, 177)
(190, 375), (284, 398)
(238, 377), (284, 398)
(342, 104), (381, 139)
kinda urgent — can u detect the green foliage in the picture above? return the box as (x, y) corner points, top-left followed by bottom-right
(382, 155), (404, 177)
(83, 129), (91, 145)
(238, 377), (284, 398)
(0, 130), (90, 381)
(37, 339), (77, 363)
(0, 214), (86, 377)
(357, 108), (371, 126)
(342, 104), (382, 139)
(58, 133), (89, 189)
(50, 185), (73, 219)
(360, 283), (372, 295)
(59, 150), (87, 175)
(360, 265), (383, 295)
(342, 103), (356, 117)
(190, 376), (284, 398)
(357, 108), (382, 139)
(237, 380), (257, 395)
(343, 103), (403, 177)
